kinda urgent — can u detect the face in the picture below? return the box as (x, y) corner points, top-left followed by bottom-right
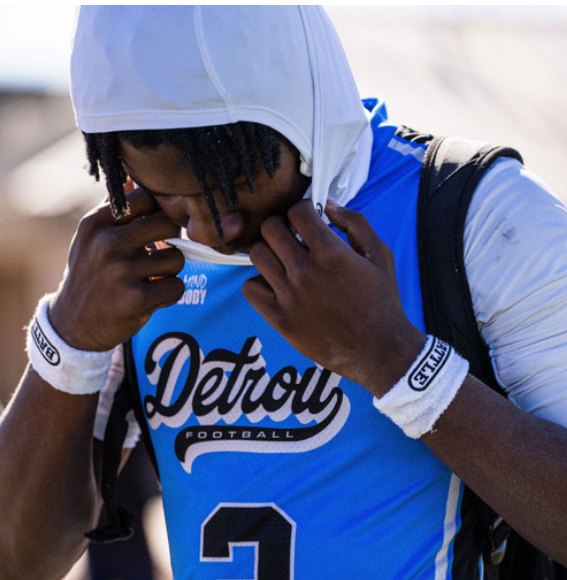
(119, 136), (310, 255)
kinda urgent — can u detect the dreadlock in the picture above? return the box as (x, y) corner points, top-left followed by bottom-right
(83, 122), (282, 236)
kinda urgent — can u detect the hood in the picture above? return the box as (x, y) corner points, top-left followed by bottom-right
(71, 5), (372, 265)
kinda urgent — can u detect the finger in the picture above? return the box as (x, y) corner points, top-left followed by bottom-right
(249, 239), (287, 291)
(258, 215), (306, 268)
(120, 208), (181, 249)
(143, 275), (186, 311)
(285, 199), (337, 251)
(133, 247), (186, 280)
(86, 187), (161, 227)
(325, 201), (386, 265)
(241, 274), (278, 319)
(113, 187), (162, 223)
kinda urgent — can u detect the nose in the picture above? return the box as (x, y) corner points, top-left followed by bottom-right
(184, 200), (246, 248)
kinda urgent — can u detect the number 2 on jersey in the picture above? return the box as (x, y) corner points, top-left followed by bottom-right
(201, 503), (296, 579)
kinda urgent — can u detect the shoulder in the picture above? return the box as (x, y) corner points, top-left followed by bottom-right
(467, 157), (564, 232)
(465, 157), (567, 304)
(464, 157), (567, 426)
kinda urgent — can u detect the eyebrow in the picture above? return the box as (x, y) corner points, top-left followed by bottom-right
(128, 171), (248, 198)
(139, 181), (190, 198)
(127, 174), (202, 198)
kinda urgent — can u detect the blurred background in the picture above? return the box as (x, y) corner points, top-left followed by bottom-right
(1, 5), (566, 580)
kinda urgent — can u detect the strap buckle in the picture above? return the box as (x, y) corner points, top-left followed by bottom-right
(488, 516), (511, 566)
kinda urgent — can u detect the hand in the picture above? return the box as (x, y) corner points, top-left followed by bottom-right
(49, 189), (185, 351)
(242, 200), (425, 397)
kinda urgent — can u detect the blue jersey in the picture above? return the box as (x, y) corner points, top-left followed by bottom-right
(130, 102), (479, 579)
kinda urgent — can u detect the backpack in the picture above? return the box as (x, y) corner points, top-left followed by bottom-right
(91, 128), (565, 579)
(411, 127), (563, 580)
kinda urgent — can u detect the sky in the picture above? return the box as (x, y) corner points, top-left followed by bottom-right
(0, 6), (77, 92)
(2, 5), (567, 93)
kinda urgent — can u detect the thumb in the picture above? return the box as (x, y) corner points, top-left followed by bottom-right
(325, 200), (385, 265)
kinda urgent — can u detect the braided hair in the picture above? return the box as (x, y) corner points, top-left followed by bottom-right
(83, 122), (282, 236)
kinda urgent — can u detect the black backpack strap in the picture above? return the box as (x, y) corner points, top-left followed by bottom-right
(416, 134), (522, 393)
(123, 338), (161, 482)
(412, 129), (525, 578)
(85, 376), (135, 543)
(85, 340), (160, 544)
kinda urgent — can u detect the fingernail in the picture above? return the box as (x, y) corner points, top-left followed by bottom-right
(326, 199), (341, 209)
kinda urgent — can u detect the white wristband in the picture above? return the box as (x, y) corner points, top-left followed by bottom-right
(26, 294), (113, 395)
(373, 335), (469, 439)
